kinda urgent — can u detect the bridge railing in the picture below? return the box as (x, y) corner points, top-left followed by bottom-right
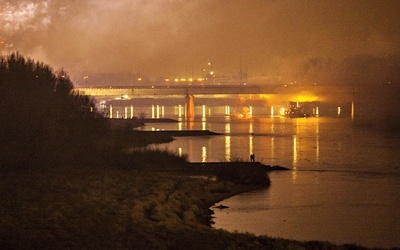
(76, 84), (353, 99)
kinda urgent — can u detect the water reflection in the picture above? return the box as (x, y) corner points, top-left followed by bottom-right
(249, 122), (254, 156)
(178, 147), (183, 157)
(249, 136), (253, 157)
(225, 122), (231, 162)
(178, 105), (183, 118)
(293, 135), (298, 169)
(145, 111), (323, 169)
(154, 105), (158, 118)
(316, 119), (320, 163)
(202, 146), (207, 162)
(143, 115), (400, 248)
(201, 117), (207, 130)
(270, 137), (275, 162)
(290, 118), (322, 170)
(293, 135), (297, 170)
(270, 123), (275, 160)
(187, 120), (194, 130)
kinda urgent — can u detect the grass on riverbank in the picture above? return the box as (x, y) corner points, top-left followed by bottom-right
(0, 148), (370, 249)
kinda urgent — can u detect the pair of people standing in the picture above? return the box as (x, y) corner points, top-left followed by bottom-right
(250, 154), (255, 162)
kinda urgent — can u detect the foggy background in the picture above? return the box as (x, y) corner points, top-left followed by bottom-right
(1, 0), (400, 128)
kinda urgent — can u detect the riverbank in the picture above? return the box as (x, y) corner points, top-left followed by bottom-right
(0, 159), (368, 249)
(107, 117), (179, 129)
(108, 118), (221, 147)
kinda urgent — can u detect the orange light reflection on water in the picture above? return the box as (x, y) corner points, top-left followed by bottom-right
(225, 122), (231, 162)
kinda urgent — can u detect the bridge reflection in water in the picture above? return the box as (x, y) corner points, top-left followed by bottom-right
(150, 115), (322, 172)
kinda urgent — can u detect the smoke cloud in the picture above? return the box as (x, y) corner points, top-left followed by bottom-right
(2, 1), (51, 32)
(1, 0), (399, 85)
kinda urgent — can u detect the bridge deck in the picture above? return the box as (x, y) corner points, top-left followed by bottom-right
(76, 84), (352, 99)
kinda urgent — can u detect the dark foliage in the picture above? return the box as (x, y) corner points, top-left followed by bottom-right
(0, 52), (110, 169)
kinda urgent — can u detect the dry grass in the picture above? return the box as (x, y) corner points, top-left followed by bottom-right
(0, 157), (367, 249)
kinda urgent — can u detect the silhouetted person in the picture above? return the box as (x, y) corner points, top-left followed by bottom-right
(250, 154), (255, 162)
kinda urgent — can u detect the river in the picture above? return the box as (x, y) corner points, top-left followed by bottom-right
(136, 106), (400, 249)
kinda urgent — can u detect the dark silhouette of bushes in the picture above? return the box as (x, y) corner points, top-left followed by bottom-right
(0, 52), (109, 169)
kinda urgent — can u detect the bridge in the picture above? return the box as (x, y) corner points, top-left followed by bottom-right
(77, 84), (276, 96)
(76, 84), (353, 118)
(77, 84), (351, 97)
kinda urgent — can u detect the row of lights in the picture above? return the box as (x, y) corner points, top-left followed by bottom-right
(165, 78), (205, 83)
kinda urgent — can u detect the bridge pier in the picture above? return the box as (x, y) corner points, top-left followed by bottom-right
(185, 94), (195, 118)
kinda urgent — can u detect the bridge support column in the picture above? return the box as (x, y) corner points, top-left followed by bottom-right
(185, 94), (195, 118)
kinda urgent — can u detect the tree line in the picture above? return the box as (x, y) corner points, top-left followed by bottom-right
(0, 52), (110, 169)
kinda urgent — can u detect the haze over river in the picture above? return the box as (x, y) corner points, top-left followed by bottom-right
(134, 104), (400, 249)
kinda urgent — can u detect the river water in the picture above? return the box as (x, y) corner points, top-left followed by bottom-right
(138, 108), (400, 249)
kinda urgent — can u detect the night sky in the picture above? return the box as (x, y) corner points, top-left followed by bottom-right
(1, 0), (400, 85)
